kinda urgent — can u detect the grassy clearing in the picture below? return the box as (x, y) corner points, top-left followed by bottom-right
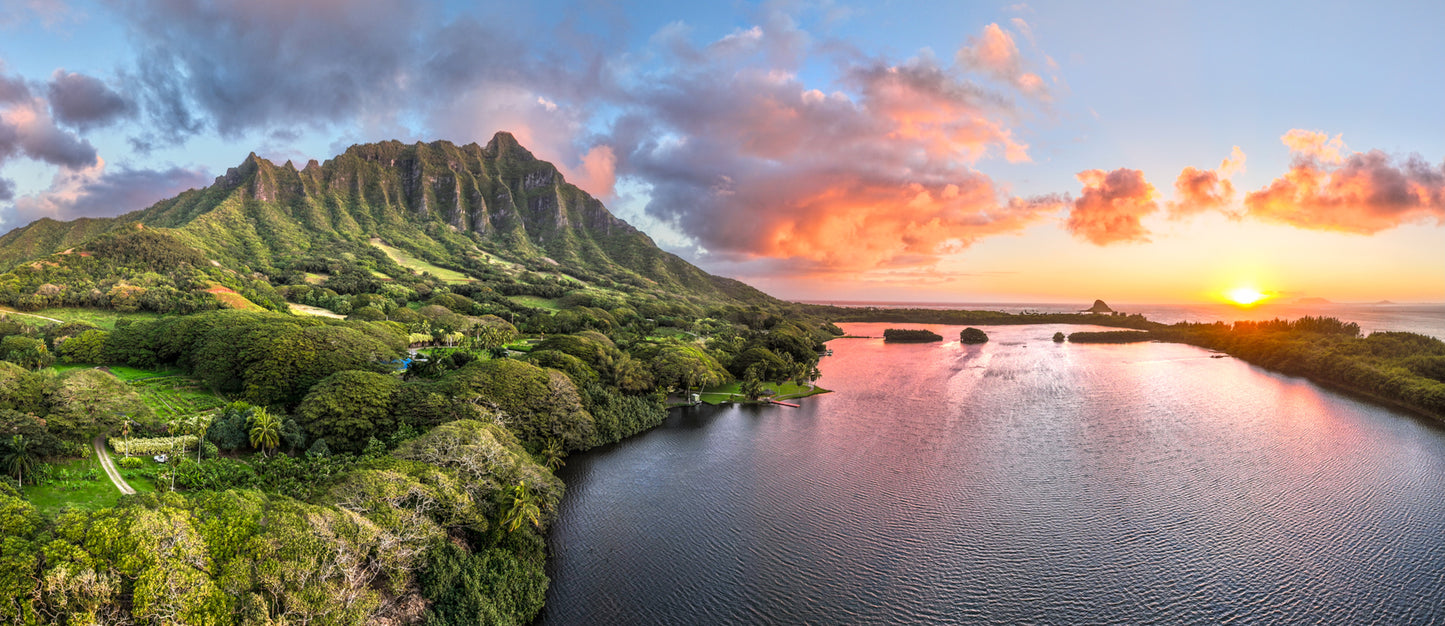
(473, 248), (524, 272)
(47, 363), (180, 381)
(22, 455), (156, 515)
(370, 239), (472, 283)
(697, 381), (831, 405)
(507, 295), (561, 310)
(44, 365), (222, 421)
(131, 375), (228, 421)
(50, 362), (93, 375)
(289, 303), (346, 318)
(105, 364), (182, 381)
(647, 327), (697, 341)
(0, 306), (63, 324)
(2, 306), (162, 330)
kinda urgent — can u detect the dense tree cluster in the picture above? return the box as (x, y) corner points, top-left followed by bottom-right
(105, 310), (405, 407)
(0, 419), (559, 625)
(959, 328), (989, 344)
(883, 329), (944, 343)
(1066, 331), (1153, 343)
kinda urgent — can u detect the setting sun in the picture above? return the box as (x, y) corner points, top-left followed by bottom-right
(1227, 287), (1269, 306)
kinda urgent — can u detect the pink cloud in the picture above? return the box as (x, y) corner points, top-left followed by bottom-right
(569, 145), (616, 198)
(1244, 135), (1445, 233)
(1066, 168), (1159, 245)
(955, 22), (1050, 98)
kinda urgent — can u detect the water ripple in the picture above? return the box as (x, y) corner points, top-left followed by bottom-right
(542, 323), (1445, 625)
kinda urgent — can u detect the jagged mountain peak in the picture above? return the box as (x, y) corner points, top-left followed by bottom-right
(484, 131), (535, 161)
(0, 134), (777, 306)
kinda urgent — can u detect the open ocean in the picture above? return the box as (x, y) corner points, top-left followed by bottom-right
(804, 300), (1445, 340)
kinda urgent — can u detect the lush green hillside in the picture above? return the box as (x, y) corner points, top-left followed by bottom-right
(0, 217), (120, 271)
(0, 133), (776, 317)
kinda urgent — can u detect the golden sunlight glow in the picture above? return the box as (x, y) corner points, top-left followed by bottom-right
(1227, 286), (1268, 306)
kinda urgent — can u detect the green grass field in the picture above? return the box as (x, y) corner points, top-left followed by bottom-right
(47, 364), (181, 381)
(370, 239), (473, 283)
(44, 365), (226, 422)
(1, 306), (162, 330)
(22, 455), (157, 516)
(131, 375), (228, 421)
(507, 295), (561, 310)
(473, 248), (524, 272)
(107, 365), (183, 381)
(288, 302), (346, 318)
(647, 327), (697, 341)
(697, 381), (831, 405)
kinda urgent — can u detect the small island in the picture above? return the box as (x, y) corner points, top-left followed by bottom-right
(959, 328), (989, 344)
(1053, 332), (1066, 343)
(1083, 299), (1115, 314)
(884, 328), (944, 343)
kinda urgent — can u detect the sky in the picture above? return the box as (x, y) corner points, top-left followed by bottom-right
(0, 0), (1441, 305)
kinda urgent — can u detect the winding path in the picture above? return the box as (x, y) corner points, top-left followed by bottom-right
(92, 435), (136, 495)
(0, 306), (63, 324)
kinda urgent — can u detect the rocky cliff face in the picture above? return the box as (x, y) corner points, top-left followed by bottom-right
(192, 134), (646, 265)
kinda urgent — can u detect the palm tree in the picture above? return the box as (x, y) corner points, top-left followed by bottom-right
(502, 481), (542, 532)
(3, 435), (38, 487)
(248, 408), (282, 458)
(117, 414), (133, 457)
(180, 414), (215, 463)
(540, 439), (566, 471)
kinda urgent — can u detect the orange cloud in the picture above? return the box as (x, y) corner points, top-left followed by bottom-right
(1066, 168), (1159, 245)
(718, 177), (1063, 270)
(1244, 142), (1445, 234)
(1281, 129), (1346, 164)
(1170, 146), (1245, 218)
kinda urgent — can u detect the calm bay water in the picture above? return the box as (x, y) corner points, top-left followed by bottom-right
(541, 323), (1445, 624)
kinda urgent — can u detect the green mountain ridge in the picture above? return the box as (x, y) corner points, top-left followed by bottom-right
(0, 133), (775, 311)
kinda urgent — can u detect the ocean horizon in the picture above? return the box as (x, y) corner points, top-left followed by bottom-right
(803, 300), (1445, 339)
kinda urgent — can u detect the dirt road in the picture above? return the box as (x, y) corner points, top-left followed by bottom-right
(92, 435), (136, 495)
